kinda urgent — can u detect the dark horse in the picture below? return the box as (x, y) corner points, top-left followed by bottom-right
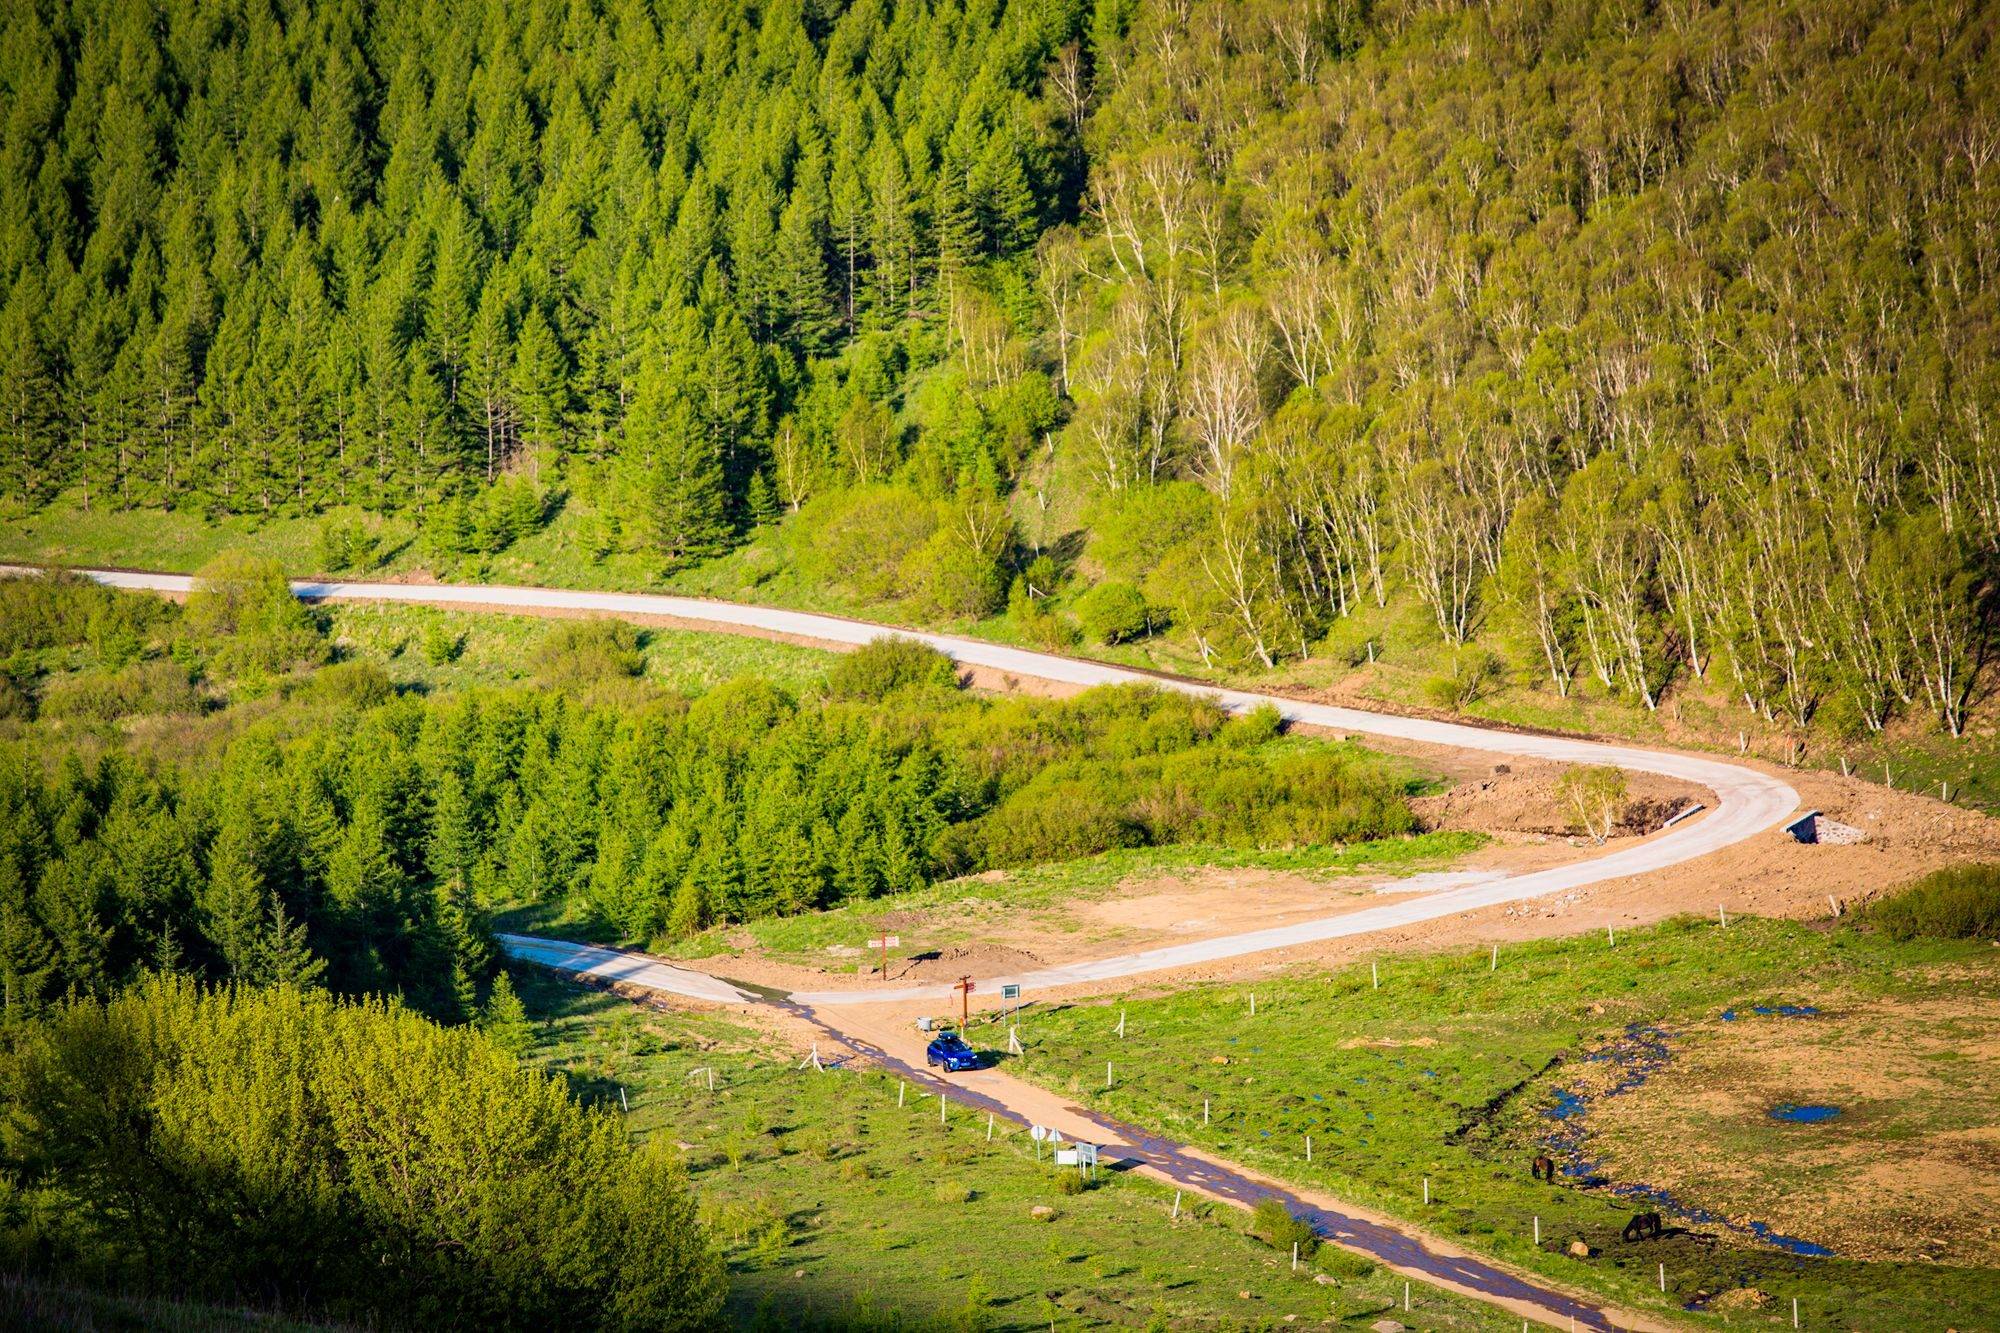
(1530, 1154), (1556, 1182)
(1622, 1212), (1664, 1242)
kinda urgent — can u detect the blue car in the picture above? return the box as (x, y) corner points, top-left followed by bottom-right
(925, 1030), (981, 1072)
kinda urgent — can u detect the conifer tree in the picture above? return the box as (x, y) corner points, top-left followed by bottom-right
(259, 897), (327, 988)
(205, 812), (269, 980)
(480, 969), (534, 1056)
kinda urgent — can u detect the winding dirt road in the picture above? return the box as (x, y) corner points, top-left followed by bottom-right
(66, 566), (1799, 1008)
(59, 565), (1800, 1330)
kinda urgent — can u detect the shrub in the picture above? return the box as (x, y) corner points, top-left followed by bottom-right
(1556, 764), (1628, 842)
(1422, 647), (1502, 711)
(1315, 1246), (1375, 1279)
(1248, 1197), (1319, 1257)
(7, 977), (723, 1329)
(186, 551), (324, 677)
(420, 622), (464, 665)
(932, 1180), (973, 1204)
(296, 660), (393, 708)
(534, 619), (644, 686)
(905, 524), (1008, 619)
(797, 485), (936, 602)
(1075, 581), (1151, 645)
(0, 572), (170, 658)
(315, 516), (378, 572)
(1052, 1170), (1091, 1195)
(39, 661), (204, 722)
(1864, 864), (2000, 940)
(825, 636), (959, 701)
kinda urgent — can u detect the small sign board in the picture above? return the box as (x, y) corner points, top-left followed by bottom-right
(866, 935), (901, 949)
(1053, 1147), (1081, 1167)
(1030, 1124), (1048, 1142)
(1075, 1143), (1099, 1169)
(1000, 983), (1021, 1001)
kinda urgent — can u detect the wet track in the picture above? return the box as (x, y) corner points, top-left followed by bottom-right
(779, 996), (1626, 1331)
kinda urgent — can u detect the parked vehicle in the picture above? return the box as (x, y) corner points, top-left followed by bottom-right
(925, 1030), (981, 1072)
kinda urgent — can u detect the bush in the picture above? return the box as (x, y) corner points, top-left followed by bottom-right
(295, 660), (395, 709)
(7, 977), (723, 1329)
(185, 551), (324, 677)
(1556, 765), (1628, 842)
(39, 661), (203, 722)
(534, 619), (644, 686)
(1315, 1246), (1375, 1279)
(905, 525), (1007, 620)
(0, 572), (170, 660)
(421, 622), (464, 665)
(1248, 1197), (1319, 1257)
(825, 636), (959, 701)
(1052, 1170), (1091, 1195)
(1075, 581), (1151, 645)
(1864, 864), (2000, 940)
(315, 516), (378, 572)
(1422, 647), (1502, 711)
(932, 1180), (973, 1204)
(797, 485), (936, 602)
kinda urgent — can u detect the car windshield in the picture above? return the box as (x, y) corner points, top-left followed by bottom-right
(937, 1034), (967, 1048)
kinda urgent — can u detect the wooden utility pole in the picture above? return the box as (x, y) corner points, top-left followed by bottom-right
(954, 975), (974, 1026)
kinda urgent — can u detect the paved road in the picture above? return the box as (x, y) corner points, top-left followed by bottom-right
(59, 565), (1799, 1005)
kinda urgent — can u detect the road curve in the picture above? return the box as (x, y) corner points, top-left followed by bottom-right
(39, 564), (1765, 1330)
(53, 566), (1798, 1004)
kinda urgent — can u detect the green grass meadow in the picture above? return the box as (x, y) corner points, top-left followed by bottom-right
(512, 967), (1524, 1331)
(998, 917), (2000, 1330)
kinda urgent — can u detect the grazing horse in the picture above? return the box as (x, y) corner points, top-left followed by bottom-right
(1622, 1212), (1664, 1242)
(1531, 1154), (1556, 1182)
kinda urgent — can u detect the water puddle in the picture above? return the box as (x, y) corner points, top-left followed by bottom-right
(1721, 1003), (1819, 1021)
(1539, 1024), (1836, 1258)
(1769, 1104), (1841, 1124)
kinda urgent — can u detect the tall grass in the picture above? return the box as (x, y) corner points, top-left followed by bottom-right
(1865, 864), (2000, 940)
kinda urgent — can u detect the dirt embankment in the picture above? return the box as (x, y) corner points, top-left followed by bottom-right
(1411, 761), (1703, 839)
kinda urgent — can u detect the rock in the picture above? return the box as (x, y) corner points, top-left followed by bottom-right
(1030, 1205), (1056, 1220)
(1238, 1289), (1252, 1300)
(1370, 1321), (1406, 1333)
(1313, 1273), (1337, 1285)
(1284, 1317), (1297, 1324)
(792, 1269), (805, 1279)
(1568, 1239), (1594, 1258)
(1211, 1055), (1230, 1064)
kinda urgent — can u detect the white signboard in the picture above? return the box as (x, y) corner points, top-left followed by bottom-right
(1053, 1147), (1081, 1167)
(1000, 983), (1021, 1001)
(866, 935), (901, 949)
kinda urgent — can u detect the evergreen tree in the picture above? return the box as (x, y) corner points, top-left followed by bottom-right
(0, 859), (54, 1016)
(480, 969), (534, 1056)
(205, 811), (269, 979)
(259, 897), (327, 988)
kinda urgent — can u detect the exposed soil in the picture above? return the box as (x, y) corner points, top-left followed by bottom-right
(1410, 761), (1705, 839)
(1582, 984), (2000, 1266)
